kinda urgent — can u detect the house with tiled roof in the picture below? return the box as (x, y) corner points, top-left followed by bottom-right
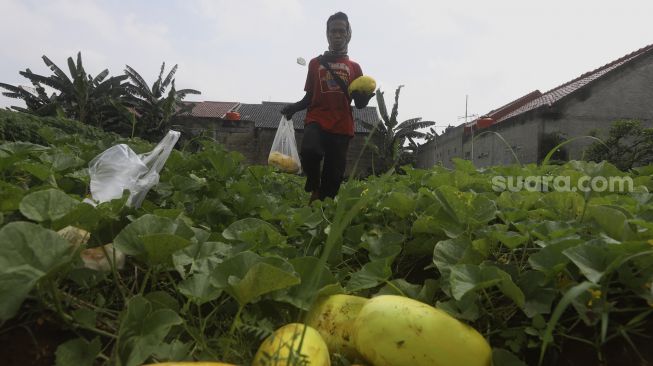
(172, 101), (382, 176)
(418, 43), (653, 168)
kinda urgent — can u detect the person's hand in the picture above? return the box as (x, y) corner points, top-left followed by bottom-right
(352, 91), (375, 109)
(280, 104), (296, 120)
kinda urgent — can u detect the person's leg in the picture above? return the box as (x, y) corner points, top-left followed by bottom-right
(300, 123), (324, 195)
(320, 133), (351, 200)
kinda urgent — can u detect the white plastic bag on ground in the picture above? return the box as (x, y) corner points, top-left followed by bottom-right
(88, 130), (180, 207)
(268, 116), (301, 174)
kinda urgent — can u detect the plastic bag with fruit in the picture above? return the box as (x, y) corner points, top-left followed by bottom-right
(268, 116), (301, 174)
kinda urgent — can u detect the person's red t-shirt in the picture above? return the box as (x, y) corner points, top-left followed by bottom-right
(304, 56), (363, 136)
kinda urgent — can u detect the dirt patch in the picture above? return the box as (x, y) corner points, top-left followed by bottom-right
(0, 317), (75, 366)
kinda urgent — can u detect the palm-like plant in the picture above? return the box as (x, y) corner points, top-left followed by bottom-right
(123, 63), (200, 140)
(0, 52), (127, 126)
(360, 85), (436, 172)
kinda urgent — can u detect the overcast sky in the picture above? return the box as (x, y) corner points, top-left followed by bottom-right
(1, 0), (652, 133)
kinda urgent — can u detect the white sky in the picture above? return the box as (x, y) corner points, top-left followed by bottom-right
(1, 0), (651, 134)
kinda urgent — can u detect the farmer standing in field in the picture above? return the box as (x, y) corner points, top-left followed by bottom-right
(281, 11), (374, 204)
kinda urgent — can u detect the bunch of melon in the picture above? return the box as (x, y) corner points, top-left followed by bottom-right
(143, 294), (491, 366)
(252, 295), (492, 366)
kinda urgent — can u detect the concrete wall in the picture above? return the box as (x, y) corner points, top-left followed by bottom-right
(172, 116), (377, 177)
(554, 52), (653, 159)
(420, 125), (464, 169)
(464, 116), (542, 168)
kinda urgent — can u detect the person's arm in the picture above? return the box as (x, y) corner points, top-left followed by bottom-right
(351, 90), (374, 109)
(281, 91), (312, 119)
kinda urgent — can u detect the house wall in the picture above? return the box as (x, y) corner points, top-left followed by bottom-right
(464, 116), (542, 168)
(418, 125), (464, 169)
(553, 52), (653, 159)
(417, 51), (653, 169)
(172, 116), (377, 177)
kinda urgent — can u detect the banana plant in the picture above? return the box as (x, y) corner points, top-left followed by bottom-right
(0, 52), (127, 126)
(123, 63), (200, 140)
(359, 85), (436, 172)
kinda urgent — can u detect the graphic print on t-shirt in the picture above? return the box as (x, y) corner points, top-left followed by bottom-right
(319, 62), (350, 93)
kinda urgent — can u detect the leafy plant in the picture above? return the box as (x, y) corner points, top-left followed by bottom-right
(360, 85), (435, 172)
(0, 110), (652, 365)
(586, 119), (653, 170)
(0, 52), (128, 127)
(122, 63), (200, 140)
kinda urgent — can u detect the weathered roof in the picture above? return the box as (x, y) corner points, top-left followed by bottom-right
(485, 90), (542, 121)
(178, 101), (240, 118)
(497, 44), (653, 123)
(238, 101), (381, 133)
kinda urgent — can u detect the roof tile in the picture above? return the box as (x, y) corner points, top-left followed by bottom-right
(497, 44), (653, 123)
(179, 101), (239, 118)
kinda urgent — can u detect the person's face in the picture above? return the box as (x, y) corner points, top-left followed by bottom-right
(327, 19), (349, 50)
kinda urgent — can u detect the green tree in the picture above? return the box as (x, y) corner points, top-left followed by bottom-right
(585, 120), (653, 170)
(360, 85), (435, 172)
(0, 52), (127, 126)
(123, 63), (200, 140)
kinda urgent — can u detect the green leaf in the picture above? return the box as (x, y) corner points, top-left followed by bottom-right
(563, 241), (650, 283)
(211, 251), (299, 306)
(0, 221), (74, 271)
(72, 308), (97, 329)
(17, 162), (52, 181)
(113, 214), (178, 256)
(492, 348), (528, 366)
(0, 266), (42, 321)
(152, 340), (192, 362)
(178, 271), (222, 305)
(411, 215), (444, 235)
(518, 271), (557, 317)
(450, 264), (525, 307)
(0, 181), (25, 211)
(433, 237), (485, 294)
(46, 151), (85, 172)
(361, 229), (404, 260)
(528, 237), (583, 278)
(530, 221), (577, 241)
(222, 218), (287, 250)
(274, 256), (341, 310)
(141, 234), (191, 266)
(536, 192), (585, 221)
(172, 241), (231, 279)
(436, 294), (480, 321)
(491, 230), (529, 249)
(19, 188), (80, 222)
(145, 291), (180, 313)
(231, 262), (300, 306)
(55, 337), (101, 366)
(434, 186), (497, 227)
(345, 258), (393, 292)
(173, 241), (229, 304)
(379, 191), (416, 218)
(376, 278), (424, 300)
(116, 296), (184, 366)
(585, 205), (635, 241)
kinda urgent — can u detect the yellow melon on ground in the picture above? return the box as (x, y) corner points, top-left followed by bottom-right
(304, 294), (368, 360)
(352, 295), (491, 366)
(141, 363), (236, 366)
(253, 323), (330, 366)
